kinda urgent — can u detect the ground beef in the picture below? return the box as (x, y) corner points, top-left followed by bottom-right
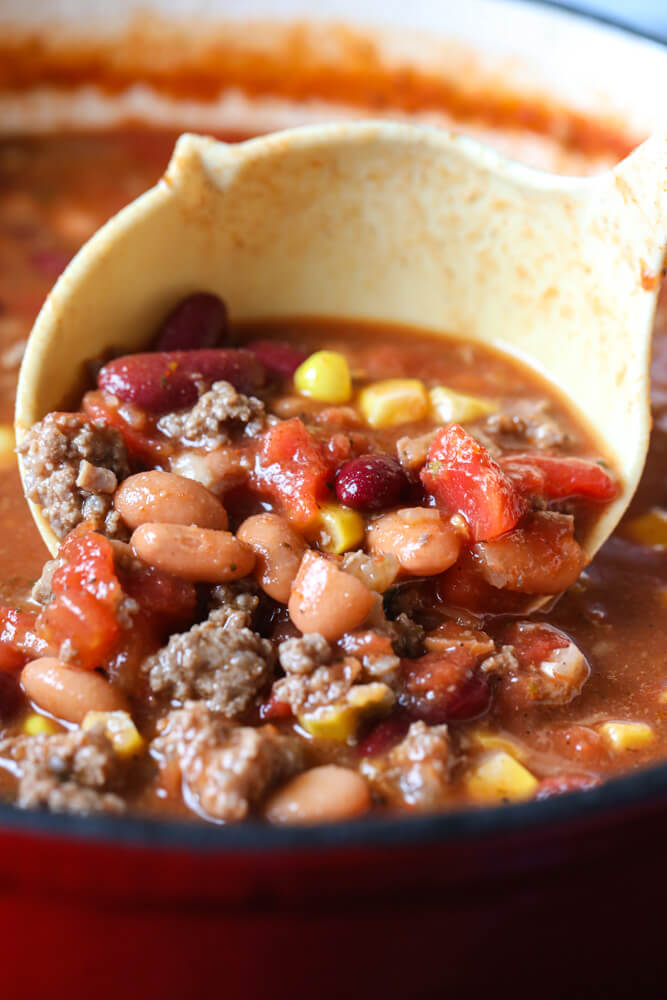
(479, 399), (573, 452)
(31, 556), (62, 605)
(273, 652), (362, 715)
(19, 412), (130, 540)
(0, 724), (126, 814)
(361, 721), (450, 810)
(158, 380), (270, 449)
(341, 551), (399, 594)
(389, 613), (426, 659)
(143, 605), (274, 717)
(208, 583), (260, 631)
(278, 634), (332, 675)
(152, 702), (302, 821)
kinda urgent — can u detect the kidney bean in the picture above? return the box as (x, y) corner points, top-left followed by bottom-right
(0, 672), (21, 723)
(21, 657), (128, 724)
(400, 650), (491, 724)
(114, 471), (228, 531)
(264, 765), (371, 824)
(98, 349), (266, 413)
(288, 552), (375, 641)
(237, 513), (306, 603)
(153, 292), (228, 351)
(131, 523), (255, 583)
(245, 339), (307, 378)
(356, 713), (411, 758)
(536, 774), (600, 799)
(335, 454), (409, 512)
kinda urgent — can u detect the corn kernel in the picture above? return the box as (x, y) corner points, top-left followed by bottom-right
(358, 379), (428, 429)
(468, 728), (528, 762)
(299, 682), (394, 742)
(82, 710), (145, 757)
(429, 386), (497, 424)
(23, 713), (61, 736)
(0, 425), (16, 468)
(315, 503), (365, 554)
(467, 750), (538, 803)
(294, 351), (352, 403)
(598, 721), (655, 752)
(622, 508), (667, 549)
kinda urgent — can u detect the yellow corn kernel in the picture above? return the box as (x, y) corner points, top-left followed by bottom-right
(468, 728), (528, 762)
(82, 710), (145, 758)
(0, 425), (16, 468)
(598, 721), (655, 752)
(299, 682), (394, 742)
(294, 351), (352, 404)
(467, 750), (538, 803)
(358, 379), (428, 429)
(429, 386), (497, 424)
(23, 713), (61, 736)
(622, 507), (667, 549)
(316, 503), (365, 555)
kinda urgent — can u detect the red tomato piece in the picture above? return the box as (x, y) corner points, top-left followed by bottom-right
(0, 607), (38, 673)
(82, 390), (172, 466)
(420, 424), (526, 542)
(259, 693), (293, 721)
(254, 418), (332, 529)
(501, 453), (617, 502)
(38, 531), (123, 670)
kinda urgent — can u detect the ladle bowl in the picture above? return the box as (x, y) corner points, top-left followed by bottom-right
(14, 123), (667, 557)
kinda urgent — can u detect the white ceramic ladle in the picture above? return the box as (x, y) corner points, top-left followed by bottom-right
(15, 123), (667, 559)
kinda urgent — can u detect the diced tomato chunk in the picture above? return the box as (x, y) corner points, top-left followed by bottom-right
(0, 607), (38, 672)
(501, 453), (617, 502)
(37, 530), (123, 670)
(259, 693), (293, 721)
(254, 418), (332, 529)
(82, 390), (172, 466)
(420, 424), (526, 542)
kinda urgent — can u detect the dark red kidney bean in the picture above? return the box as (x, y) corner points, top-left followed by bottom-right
(153, 293), (228, 351)
(356, 713), (411, 758)
(399, 649), (491, 724)
(98, 349), (266, 413)
(335, 454), (409, 512)
(245, 339), (307, 378)
(0, 672), (21, 723)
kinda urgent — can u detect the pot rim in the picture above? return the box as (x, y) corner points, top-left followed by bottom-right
(1, 0), (665, 853)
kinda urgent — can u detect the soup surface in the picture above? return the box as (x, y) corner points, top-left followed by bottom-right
(0, 131), (665, 825)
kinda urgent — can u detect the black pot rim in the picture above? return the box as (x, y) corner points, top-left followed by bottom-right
(1, 0), (665, 855)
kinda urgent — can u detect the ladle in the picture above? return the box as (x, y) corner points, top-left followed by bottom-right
(14, 123), (667, 559)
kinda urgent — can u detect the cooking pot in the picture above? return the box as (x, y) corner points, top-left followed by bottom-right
(0, 2), (666, 996)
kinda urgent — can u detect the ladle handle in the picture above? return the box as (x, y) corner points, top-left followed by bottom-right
(608, 132), (667, 277)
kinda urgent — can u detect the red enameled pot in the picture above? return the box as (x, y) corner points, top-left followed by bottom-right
(1, 2), (665, 996)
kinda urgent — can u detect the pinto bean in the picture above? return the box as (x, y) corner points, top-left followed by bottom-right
(21, 658), (128, 724)
(367, 508), (462, 576)
(131, 523), (255, 583)
(288, 551), (375, 641)
(237, 514), (306, 603)
(264, 765), (371, 824)
(114, 471), (228, 531)
(472, 510), (585, 594)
